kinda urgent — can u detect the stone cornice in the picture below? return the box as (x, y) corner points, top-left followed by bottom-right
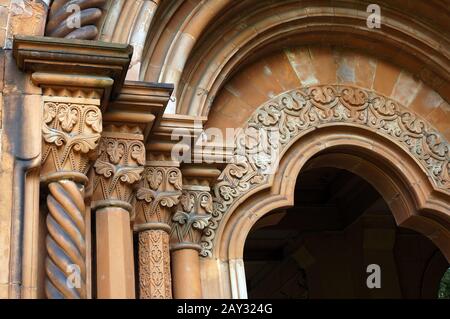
(146, 114), (206, 162)
(150, 114), (206, 142)
(12, 36), (133, 97)
(181, 164), (221, 189)
(103, 81), (173, 143)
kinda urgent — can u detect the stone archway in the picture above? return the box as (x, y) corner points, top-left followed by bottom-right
(199, 84), (450, 298)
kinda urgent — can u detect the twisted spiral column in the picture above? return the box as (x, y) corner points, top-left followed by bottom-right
(45, 179), (87, 299)
(40, 97), (104, 299)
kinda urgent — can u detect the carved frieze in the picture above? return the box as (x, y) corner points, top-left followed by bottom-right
(201, 84), (450, 257)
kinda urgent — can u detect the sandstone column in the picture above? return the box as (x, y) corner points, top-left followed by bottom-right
(134, 161), (182, 299)
(95, 81), (173, 299)
(41, 94), (103, 299)
(13, 36), (132, 299)
(170, 166), (219, 299)
(92, 130), (145, 299)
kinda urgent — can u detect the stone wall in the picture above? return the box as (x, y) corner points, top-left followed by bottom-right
(0, 0), (47, 298)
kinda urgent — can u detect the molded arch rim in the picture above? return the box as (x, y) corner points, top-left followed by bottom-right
(213, 125), (450, 262)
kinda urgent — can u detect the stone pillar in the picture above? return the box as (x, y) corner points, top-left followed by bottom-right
(170, 166), (219, 299)
(96, 81), (173, 299)
(13, 36), (133, 299)
(134, 162), (182, 299)
(40, 93), (103, 299)
(92, 131), (145, 299)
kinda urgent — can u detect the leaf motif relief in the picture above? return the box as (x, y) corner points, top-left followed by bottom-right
(159, 193), (180, 208)
(200, 194), (213, 213)
(42, 125), (67, 147)
(117, 166), (144, 184)
(43, 103), (57, 124)
(148, 169), (163, 190)
(106, 141), (125, 164)
(201, 84), (450, 258)
(85, 109), (102, 133)
(168, 170), (182, 191)
(131, 144), (145, 165)
(58, 106), (78, 132)
(69, 133), (101, 153)
(172, 211), (189, 225)
(94, 160), (115, 178)
(179, 193), (194, 213)
(136, 188), (156, 203)
(191, 214), (211, 230)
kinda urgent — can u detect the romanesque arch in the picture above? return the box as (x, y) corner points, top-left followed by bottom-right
(1, 0), (448, 300)
(200, 84), (450, 298)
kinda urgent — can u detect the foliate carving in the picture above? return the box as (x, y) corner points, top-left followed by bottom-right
(93, 136), (145, 203)
(42, 98), (102, 299)
(171, 190), (213, 246)
(42, 100), (102, 175)
(201, 85), (450, 257)
(135, 166), (182, 225)
(138, 230), (172, 299)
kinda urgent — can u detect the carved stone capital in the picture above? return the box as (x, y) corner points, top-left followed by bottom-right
(92, 131), (145, 211)
(134, 165), (182, 231)
(41, 96), (103, 181)
(170, 187), (213, 251)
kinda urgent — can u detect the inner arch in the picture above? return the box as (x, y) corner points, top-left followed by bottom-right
(244, 165), (449, 298)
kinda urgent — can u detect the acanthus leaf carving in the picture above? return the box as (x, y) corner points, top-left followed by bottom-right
(135, 166), (182, 226)
(200, 84), (450, 257)
(42, 100), (102, 175)
(92, 136), (145, 204)
(171, 190), (212, 246)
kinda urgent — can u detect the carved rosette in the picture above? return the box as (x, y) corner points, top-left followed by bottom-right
(171, 188), (213, 251)
(134, 165), (182, 299)
(41, 97), (102, 299)
(201, 84), (450, 257)
(92, 135), (145, 208)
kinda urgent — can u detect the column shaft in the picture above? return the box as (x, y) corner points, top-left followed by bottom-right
(96, 206), (135, 298)
(171, 248), (202, 299)
(138, 229), (172, 298)
(92, 132), (145, 299)
(134, 164), (182, 299)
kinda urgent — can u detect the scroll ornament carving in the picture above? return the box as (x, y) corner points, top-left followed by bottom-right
(93, 137), (145, 203)
(42, 101), (102, 175)
(171, 190), (213, 246)
(135, 167), (183, 225)
(201, 85), (450, 257)
(138, 230), (172, 299)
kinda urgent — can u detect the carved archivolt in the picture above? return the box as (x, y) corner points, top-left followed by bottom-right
(201, 84), (450, 257)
